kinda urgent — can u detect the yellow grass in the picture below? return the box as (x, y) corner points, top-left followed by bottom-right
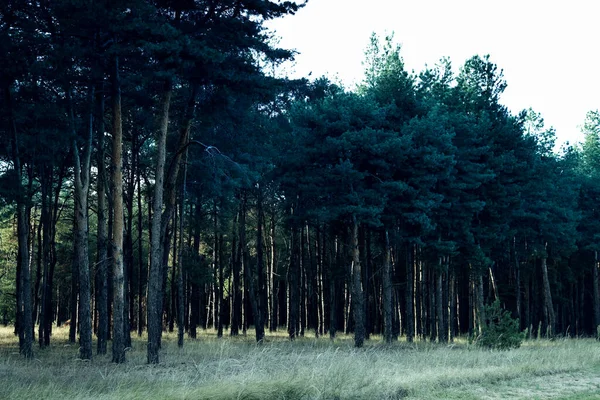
(0, 326), (599, 399)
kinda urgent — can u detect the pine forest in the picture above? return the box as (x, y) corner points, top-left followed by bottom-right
(1, 1), (600, 378)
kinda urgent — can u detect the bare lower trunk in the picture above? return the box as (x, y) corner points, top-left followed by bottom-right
(111, 56), (126, 364)
(351, 216), (364, 348)
(230, 209), (241, 336)
(593, 251), (600, 331)
(288, 218), (300, 340)
(383, 231), (392, 343)
(436, 266), (447, 343)
(541, 256), (555, 336)
(269, 211), (277, 332)
(250, 189), (265, 342)
(406, 243), (414, 342)
(147, 80), (172, 364)
(72, 88), (94, 360)
(475, 270), (485, 335)
(177, 152), (187, 348)
(96, 87), (109, 355)
(17, 202), (33, 358)
(514, 240), (521, 330)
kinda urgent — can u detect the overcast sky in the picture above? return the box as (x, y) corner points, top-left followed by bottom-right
(266, 0), (600, 146)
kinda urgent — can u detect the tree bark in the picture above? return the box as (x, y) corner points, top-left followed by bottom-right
(230, 208), (241, 336)
(541, 256), (555, 336)
(383, 231), (392, 343)
(147, 79), (172, 364)
(288, 214), (300, 340)
(405, 242), (414, 342)
(252, 188), (266, 342)
(71, 87), (94, 360)
(136, 149), (145, 337)
(96, 85), (109, 355)
(177, 153), (187, 347)
(475, 270), (485, 335)
(351, 216), (365, 348)
(593, 251), (600, 332)
(7, 83), (34, 358)
(111, 55), (126, 364)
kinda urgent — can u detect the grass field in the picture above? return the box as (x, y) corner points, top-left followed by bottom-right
(0, 326), (599, 399)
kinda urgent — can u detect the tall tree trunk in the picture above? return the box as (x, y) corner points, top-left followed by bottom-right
(38, 170), (51, 348)
(96, 85), (109, 355)
(269, 209), (277, 332)
(17, 200), (33, 358)
(177, 153), (187, 347)
(111, 56), (126, 364)
(383, 231), (392, 343)
(405, 242), (414, 342)
(593, 251), (600, 332)
(124, 138), (136, 346)
(8, 83), (33, 358)
(155, 83), (198, 353)
(351, 216), (365, 348)
(252, 188), (266, 342)
(329, 235), (337, 340)
(230, 209), (241, 336)
(72, 86), (94, 360)
(436, 265), (446, 343)
(288, 213), (300, 340)
(514, 239), (521, 330)
(136, 150), (145, 337)
(147, 80), (172, 364)
(69, 229), (78, 344)
(189, 202), (201, 339)
(541, 256), (555, 337)
(475, 270), (485, 335)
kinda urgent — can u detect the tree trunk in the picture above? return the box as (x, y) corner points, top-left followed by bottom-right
(71, 87), (94, 360)
(137, 150), (145, 337)
(436, 266), (446, 343)
(177, 153), (187, 347)
(593, 251), (600, 332)
(8, 82), (34, 358)
(405, 243), (414, 342)
(269, 209), (277, 332)
(288, 216), (300, 340)
(351, 216), (365, 348)
(449, 270), (456, 341)
(541, 256), (555, 337)
(230, 208), (241, 336)
(475, 270), (485, 335)
(514, 240), (521, 330)
(189, 203), (201, 339)
(383, 231), (392, 343)
(329, 235), (337, 340)
(147, 80), (172, 364)
(96, 85), (109, 355)
(69, 231), (78, 344)
(111, 55), (126, 364)
(38, 171), (51, 348)
(252, 188), (266, 342)
(17, 201), (33, 358)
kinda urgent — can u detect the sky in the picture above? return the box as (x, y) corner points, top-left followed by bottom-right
(266, 0), (600, 146)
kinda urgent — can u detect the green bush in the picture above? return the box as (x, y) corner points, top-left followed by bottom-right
(477, 299), (523, 350)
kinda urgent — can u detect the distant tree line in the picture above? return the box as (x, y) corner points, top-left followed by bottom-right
(1, 1), (599, 365)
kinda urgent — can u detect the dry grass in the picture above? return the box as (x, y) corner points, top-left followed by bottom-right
(0, 326), (599, 399)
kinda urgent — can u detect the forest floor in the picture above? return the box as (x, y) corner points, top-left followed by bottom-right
(0, 326), (599, 399)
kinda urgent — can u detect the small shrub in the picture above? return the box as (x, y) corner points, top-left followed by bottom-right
(477, 299), (523, 350)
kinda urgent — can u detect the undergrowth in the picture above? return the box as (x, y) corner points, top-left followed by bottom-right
(0, 326), (599, 399)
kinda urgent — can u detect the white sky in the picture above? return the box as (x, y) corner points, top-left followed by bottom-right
(266, 0), (600, 146)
